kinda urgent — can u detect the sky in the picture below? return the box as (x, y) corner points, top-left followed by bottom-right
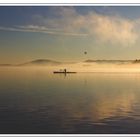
(1, 6), (140, 64)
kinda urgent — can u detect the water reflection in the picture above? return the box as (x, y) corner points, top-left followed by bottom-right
(0, 67), (140, 133)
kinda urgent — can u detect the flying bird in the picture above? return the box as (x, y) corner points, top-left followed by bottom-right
(84, 51), (87, 55)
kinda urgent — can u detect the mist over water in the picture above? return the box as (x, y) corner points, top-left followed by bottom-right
(10, 61), (140, 73)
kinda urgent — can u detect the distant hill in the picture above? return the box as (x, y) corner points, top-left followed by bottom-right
(84, 59), (133, 64)
(18, 59), (62, 66)
(0, 59), (76, 67)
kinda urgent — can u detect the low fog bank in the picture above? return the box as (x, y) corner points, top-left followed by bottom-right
(48, 62), (140, 72)
(2, 59), (140, 72)
(11, 62), (140, 73)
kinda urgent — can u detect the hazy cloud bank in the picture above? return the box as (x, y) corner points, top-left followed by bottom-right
(0, 7), (139, 46)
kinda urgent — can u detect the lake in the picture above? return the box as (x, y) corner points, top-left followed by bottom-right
(0, 67), (140, 134)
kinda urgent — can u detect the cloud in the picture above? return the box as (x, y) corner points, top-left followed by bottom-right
(31, 7), (138, 46)
(0, 7), (138, 46)
(0, 25), (88, 37)
(87, 14), (137, 46)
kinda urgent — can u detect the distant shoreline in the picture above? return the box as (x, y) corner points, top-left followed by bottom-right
(0, 59), (140, 67)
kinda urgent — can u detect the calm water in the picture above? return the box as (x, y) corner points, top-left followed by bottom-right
(1, 67), (140, 134)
